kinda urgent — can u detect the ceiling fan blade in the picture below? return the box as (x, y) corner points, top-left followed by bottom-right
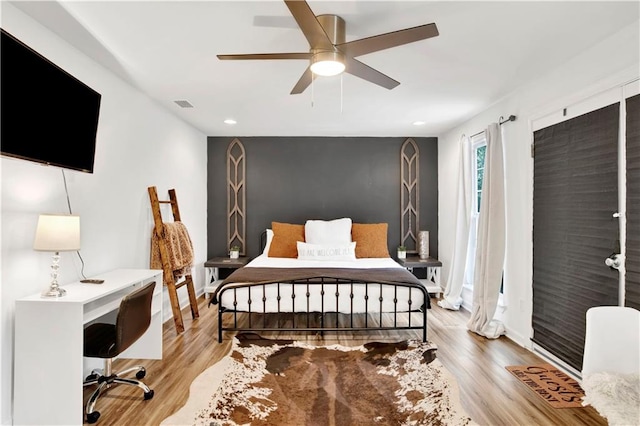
(217, 53), (312, 60)
(337, 23), (439, 57)
(290, 67), (313, 95)
(345, 57), (399, 90)
(284, 0), (333, 50)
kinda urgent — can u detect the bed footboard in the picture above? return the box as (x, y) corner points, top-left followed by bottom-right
(214, 278), (428, 343)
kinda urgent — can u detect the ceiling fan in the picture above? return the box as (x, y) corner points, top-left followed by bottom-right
(217, 0), (439, 95)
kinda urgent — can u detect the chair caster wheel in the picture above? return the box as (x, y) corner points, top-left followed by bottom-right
(85, 373), (99, 381)
(86, 411), (100, 423)
(136, 369), (146, 379)
(144, 389), (154, 400)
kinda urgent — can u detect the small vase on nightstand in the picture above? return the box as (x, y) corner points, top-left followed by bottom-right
(229, 246), (240, 259)
(397, 246), (406, 259)
(418, 231), (429, 259)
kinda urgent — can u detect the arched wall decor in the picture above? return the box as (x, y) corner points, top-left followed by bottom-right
(401, 138), (419, 252)
(227, 138), (246, 255)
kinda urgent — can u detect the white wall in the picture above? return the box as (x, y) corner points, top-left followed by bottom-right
(0, 4), (208, 424)
(438, 21), (639, 346)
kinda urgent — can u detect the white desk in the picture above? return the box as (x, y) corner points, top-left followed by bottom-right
(13, 269), (163, 426)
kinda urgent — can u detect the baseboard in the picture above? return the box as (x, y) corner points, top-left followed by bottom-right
(456, 305), (577, 380)
(532, 344), (582, 381)
(456, 304), (532, 352)
(504, 326), (530, 349)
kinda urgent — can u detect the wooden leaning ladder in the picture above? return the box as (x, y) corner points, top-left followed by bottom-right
(148, 186), (199, 333)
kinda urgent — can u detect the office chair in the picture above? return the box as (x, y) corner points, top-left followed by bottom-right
(83, 281), (156, 423)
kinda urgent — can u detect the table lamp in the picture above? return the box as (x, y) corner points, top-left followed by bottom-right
(33, 214), (80, 297)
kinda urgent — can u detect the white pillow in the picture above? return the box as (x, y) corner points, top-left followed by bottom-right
(304, 218), (352, 245)
(262, 229), (274, 254)
(297, 241), (357, 261)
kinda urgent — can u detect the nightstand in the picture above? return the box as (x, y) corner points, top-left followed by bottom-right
(204, 257), (250, 298)
(397, 255), (443, 298)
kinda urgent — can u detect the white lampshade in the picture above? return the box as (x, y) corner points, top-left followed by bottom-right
(33, 214), (81, 252)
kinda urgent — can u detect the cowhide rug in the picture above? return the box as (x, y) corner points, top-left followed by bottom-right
(162, 333), (475, 426)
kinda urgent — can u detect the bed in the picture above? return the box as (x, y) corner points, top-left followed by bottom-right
(211, 219), (431, 342)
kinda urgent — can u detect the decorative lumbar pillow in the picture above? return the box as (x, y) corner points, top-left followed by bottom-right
(268, 222), (305, 258)
(262, 229), (274, 254)
(304, 218), (352, 245)
(351, 223), (390, 258)
(297, 241), (357, 261)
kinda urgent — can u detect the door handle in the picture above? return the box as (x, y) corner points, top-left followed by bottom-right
(605, 253), (622, 270)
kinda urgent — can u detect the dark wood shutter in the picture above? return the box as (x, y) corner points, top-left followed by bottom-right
(532, 102), (620, 371)
(626, 94), (640, 309)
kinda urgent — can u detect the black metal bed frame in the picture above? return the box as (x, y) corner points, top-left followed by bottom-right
(215, 277), (428, 343)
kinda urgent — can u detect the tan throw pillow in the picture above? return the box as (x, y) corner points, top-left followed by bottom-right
(351, 223), (390, 258)
(268, 222), (305, 258)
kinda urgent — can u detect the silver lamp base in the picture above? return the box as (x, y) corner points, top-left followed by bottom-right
(41, 251), (67, 298)
(42, 286), (67, 298)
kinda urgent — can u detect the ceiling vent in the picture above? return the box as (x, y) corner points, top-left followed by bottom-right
(174, 100), (194, 108)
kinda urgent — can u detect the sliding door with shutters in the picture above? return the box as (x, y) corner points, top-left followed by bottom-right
(532, 82), (640, 372)
(626, 94), (640, 309)
(532, 101), (620, 371)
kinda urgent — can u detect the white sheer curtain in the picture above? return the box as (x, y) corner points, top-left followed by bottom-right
(467, 123), (506, 338)
(438, 135), (472, 310)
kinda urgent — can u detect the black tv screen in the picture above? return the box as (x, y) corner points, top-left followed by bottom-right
(1, 28), (101, 173)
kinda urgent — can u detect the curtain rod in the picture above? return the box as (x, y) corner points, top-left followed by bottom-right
(499, 114), (517, 125)
(467, 114), (517, 139)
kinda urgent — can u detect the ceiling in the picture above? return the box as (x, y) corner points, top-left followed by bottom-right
(11, 1), (640, 137)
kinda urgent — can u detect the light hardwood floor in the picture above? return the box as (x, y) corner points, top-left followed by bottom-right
(84, 296), (606, 425)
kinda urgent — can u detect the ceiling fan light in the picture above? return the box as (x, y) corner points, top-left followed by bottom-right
(310, 60), (345, 76)
(310, 51), (345, 77)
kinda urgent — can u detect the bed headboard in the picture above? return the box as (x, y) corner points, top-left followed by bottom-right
(259, 230), (267, 253)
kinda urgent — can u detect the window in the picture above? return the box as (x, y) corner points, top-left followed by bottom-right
(464, 134), (487, 288)
(464, 134), (504, 295)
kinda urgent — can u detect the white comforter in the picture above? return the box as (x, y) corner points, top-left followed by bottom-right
(217, 255), (425, 313)
(246, 254), (405, 269)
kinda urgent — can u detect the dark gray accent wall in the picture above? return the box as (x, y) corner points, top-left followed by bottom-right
(207, 137), (438, 260)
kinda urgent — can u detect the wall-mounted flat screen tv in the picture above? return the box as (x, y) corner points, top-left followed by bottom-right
(1, 28), (101, 173)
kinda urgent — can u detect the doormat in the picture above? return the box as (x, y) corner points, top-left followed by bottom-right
(506, 364), (585, 408)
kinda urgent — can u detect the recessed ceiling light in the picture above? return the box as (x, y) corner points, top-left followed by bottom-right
(412, 121), (426, 126)
(224, 119), (237, 125)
